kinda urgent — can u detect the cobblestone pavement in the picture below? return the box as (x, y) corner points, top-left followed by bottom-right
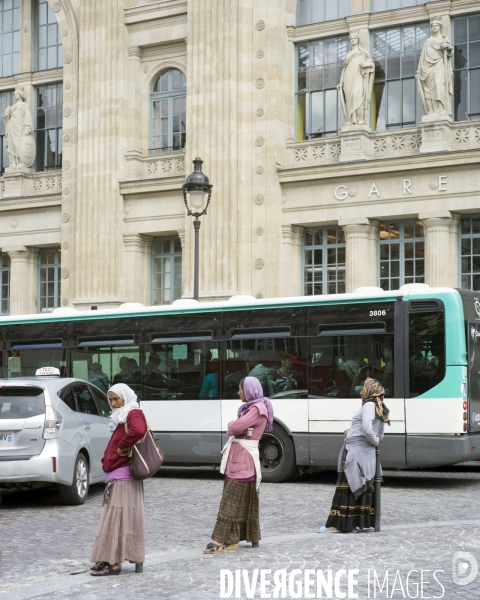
(1, 466), (480, 599)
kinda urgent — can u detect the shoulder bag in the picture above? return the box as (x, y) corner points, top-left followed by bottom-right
(124, 421), (164, 480)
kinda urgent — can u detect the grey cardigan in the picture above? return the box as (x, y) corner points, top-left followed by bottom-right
(340, 402), (385, 498)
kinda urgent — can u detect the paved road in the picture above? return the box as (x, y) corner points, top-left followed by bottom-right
(1, 466), (480, 599)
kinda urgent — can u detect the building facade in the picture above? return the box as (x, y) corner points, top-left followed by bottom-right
(0, 0), (479, 315)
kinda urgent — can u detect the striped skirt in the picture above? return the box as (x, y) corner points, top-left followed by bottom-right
(91, 480), (145, 564)
(325, 448), (376, 532)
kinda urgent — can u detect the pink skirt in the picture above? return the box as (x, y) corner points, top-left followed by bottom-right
(91, 480), (145, 564)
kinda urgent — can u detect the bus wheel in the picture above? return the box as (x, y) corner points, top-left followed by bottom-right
(259, 424), (298, 483)
(58, 452), (89, 505)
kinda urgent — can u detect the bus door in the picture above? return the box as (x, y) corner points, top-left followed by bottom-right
(468, 321), (480, 431)
(308, 301), (406, 469)
(141, 332), (222, 463)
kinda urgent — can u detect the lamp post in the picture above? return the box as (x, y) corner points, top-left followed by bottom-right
(182, 157), (213, 301)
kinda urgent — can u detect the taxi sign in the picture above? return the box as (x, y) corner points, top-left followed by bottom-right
(35, 367), (61, 377)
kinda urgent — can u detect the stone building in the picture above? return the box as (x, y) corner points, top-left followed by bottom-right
(0, 0), (479, 315)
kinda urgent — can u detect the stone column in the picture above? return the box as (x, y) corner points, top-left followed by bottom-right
(340, 220), (379, 293)
(123, 234), (154, 306)
(185, 1), (294, 301)
(421, 213), (460, 288)
(281, 225), (304, 297)
(6, 247), (39, 315)
(73, 1), (127, 309)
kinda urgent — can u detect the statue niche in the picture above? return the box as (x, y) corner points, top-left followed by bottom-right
(337, 31), (375, 126)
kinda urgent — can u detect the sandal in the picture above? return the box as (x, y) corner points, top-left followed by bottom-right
(224, 542), (239, 551)
(203, 542), (224, 554)
(90, 561), (108, 571)
(91, 565), (121, 576)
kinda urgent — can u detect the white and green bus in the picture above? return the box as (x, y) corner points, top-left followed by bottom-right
(0, 284), (478, 482)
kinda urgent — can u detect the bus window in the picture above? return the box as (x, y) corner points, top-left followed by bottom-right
(408, 311), (445, 397)
(71, 346), (140, 397)
(7, 340), (67, 378)
(225, 337), (306, 399)
(143, 342), (219, 400)
(309, 334), (395, 398)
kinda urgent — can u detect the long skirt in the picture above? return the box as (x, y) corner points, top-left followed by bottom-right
(211, 480), (260, 544)
(325, 449), (375, 532)
(91, 480), (145, 564)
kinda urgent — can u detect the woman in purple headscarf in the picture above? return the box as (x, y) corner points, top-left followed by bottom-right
(204, 376), (274, 554)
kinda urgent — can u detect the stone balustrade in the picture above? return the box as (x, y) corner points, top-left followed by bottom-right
(286, 120), (480, 169)
(0, 170), (62, 199)
(124, 150), (186, 181)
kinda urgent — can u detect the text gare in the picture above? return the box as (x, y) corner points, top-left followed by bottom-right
(334, 175), (448, 201)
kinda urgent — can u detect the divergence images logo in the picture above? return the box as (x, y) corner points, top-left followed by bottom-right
(452, 552), (478, 586)
(474, 298), (480, 318)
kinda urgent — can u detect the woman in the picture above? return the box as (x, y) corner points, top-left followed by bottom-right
(337, 31), (375, 125)
(204, 376), (274, 553)
(199, 359), (220, 399)
(319, 378), (390, 533)
(270, 357), (297, 394)
(90, 383), (147, 575)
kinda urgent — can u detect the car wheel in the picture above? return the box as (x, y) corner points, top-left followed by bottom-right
(58, 452), (89, 505)
(259, 423), (299, 483)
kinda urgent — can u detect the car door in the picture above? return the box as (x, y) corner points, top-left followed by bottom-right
(72, 382), (110, 480)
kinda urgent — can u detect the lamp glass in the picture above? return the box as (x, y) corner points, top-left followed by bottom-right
(189, 189), (206, 209)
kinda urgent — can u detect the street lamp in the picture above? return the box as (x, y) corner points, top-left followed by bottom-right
(182, 157), (213, 301)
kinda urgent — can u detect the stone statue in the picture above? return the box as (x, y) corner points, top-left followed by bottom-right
(3, 87), (36, 168)
(416, 16), (453, 117)
(337, 31), (375, 126)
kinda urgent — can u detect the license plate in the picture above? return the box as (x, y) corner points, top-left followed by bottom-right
(0, 433), (13, 443)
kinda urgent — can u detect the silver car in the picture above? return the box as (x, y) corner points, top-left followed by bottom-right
(0, 374), (112, 505)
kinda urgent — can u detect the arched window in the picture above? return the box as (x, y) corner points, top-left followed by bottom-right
(150, 69), (186, 154)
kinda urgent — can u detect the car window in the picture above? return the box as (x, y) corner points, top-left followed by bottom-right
(89, 385), (112, 417)
(0, 387), (45, 419)
(73, 384), (100, 416)
(58, 385), (77, 412)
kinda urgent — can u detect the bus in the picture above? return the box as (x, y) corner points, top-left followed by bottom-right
(0, 284), (478, 483)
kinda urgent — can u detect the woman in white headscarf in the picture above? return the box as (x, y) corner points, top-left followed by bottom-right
(90, 383), (147, 576)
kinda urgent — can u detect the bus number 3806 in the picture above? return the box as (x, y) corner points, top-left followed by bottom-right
(369, 310), (386, 316)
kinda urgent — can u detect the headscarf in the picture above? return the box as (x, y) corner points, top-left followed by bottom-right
(107, 383), (140, 426)
(360, 377), (390, 425)
(237, 376), (274, 432)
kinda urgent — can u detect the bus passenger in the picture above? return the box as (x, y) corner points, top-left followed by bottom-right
(326, 355), (364, 397)
(113, 357), (130, 384)
(199, 359), (219, 399)
(377, 346), (393, 395)
(89, 363), (110, 393)
(319, 378), (390, 533)
(90, 384), (147, 575)
(204, 377), (274, 554)
(269, 357), (297, 394)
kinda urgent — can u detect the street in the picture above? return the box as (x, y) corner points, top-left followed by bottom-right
(0, 466), (479, 600)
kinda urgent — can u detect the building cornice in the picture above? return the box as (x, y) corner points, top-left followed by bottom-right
(278, 148), (480, 184)
(120, 175), (185, 196)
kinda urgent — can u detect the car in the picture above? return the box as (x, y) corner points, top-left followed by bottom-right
(0, 368), (112, 505)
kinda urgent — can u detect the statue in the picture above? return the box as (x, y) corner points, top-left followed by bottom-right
(416, 16), (453, 117)
(337, 31), (375, 126)
(3, 87), (36, 168)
